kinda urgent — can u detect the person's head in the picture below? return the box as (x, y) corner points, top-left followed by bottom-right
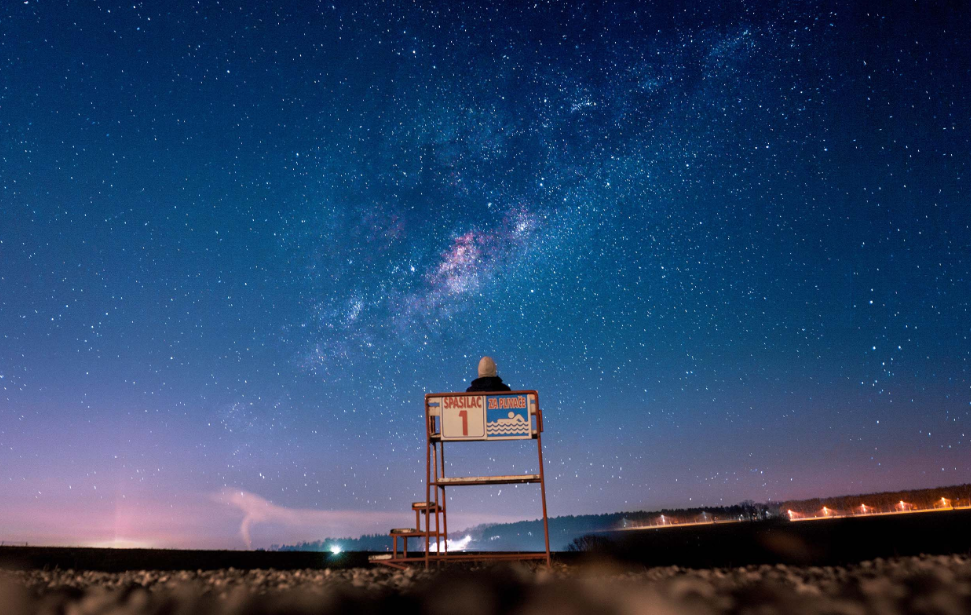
(478, 356), (498, 378)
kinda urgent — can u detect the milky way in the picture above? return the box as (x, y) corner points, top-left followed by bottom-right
(1, 0), (969, 548)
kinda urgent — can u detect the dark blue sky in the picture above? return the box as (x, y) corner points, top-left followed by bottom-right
(1, 0), (969, 548)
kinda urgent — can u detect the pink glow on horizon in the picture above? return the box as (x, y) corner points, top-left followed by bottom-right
(2, 489), (524, 550)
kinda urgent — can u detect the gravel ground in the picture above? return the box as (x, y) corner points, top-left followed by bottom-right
(2, 554), (970, 614)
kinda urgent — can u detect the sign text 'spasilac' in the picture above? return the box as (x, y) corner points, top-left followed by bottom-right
(443, 396), (482, 409)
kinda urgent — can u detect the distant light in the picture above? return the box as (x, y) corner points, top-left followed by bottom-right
(330, 545), (342, 555)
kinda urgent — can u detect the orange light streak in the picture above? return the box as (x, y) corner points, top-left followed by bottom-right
(789, 500), (971, 522)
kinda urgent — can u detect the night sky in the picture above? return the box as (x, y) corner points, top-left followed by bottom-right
(2, 0), (969, 549)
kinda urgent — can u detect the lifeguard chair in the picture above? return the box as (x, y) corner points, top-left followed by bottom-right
(422, 390), (551, 567)
(370, 390), (551, 569)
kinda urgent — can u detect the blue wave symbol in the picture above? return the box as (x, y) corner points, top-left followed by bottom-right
(486, 414), (529, 435)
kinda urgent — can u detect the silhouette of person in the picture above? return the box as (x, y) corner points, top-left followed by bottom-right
(466, 356), (512, 392)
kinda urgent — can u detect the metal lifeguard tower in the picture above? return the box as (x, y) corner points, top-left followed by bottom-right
(370, 390), (551, 568)
(422, 390), (551, 567)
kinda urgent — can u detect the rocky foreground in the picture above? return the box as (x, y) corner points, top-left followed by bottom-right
(1, 554), (969, 614)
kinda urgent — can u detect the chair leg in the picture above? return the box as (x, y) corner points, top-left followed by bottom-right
(415, 510), (421, 558)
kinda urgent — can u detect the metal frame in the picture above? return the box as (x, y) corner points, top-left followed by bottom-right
(423, 390), (551, 568)
(370, 501), (445, 570)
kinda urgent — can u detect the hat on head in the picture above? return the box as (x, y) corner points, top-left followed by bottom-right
(478, 356), (497, 378)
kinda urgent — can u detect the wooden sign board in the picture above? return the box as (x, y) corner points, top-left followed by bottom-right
(429, 393), (535, 441)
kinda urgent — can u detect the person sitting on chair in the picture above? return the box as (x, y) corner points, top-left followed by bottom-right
(466, 356), (512, 392)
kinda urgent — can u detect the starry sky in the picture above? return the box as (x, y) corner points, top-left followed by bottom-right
(2, 0), (969, 549)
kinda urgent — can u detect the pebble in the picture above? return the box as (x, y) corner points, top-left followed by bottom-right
(0, 554), (968, 614)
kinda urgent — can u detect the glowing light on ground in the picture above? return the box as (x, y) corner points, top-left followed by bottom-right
(431, 535), (473, 551)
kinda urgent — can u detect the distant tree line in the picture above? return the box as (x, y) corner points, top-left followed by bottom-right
(780, 483), (971, 516)
(468, 502), (773, 551)
(273, 533), (391, 552)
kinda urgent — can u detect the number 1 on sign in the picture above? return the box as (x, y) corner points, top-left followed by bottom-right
(439, 397), (485, 439)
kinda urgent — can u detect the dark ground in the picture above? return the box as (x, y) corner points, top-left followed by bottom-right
(0, 546), (368, 572)
(2, 511), (971, 613)
(2, 555), (970, 615)
(598, 509), (971, 568)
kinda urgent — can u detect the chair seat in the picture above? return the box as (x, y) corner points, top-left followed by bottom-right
(390, 528), (423, 535)
(434, 474), (540, 486)
(412, 501), (441, 511)
(368, 554), (393, 561)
